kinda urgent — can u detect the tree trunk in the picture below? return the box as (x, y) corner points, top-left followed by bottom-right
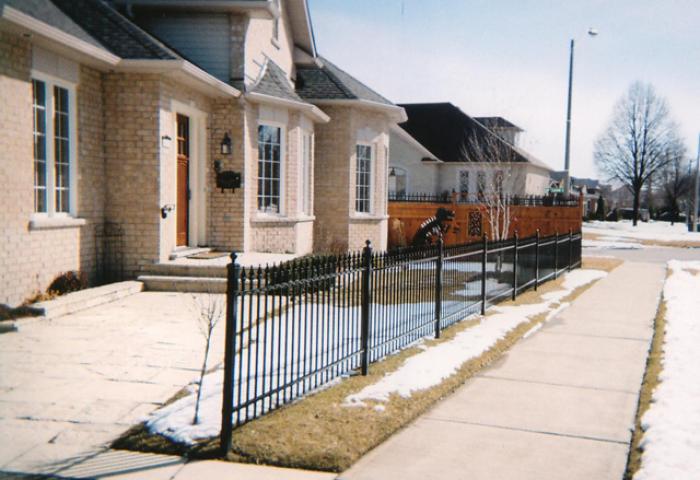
(632, 188), (641, 227)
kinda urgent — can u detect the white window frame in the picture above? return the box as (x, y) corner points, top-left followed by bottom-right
(298, 130), (313, 217)
(355, 143), (374, 214)
(388, 165), (408, 198)
(31, 71), (78, 219)
(257, 122), (286, 216)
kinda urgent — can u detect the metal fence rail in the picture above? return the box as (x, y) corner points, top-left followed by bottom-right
(220, 230), (582, 451)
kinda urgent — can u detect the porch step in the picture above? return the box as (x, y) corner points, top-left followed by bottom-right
(168, 247), (212, 260)
(30, 281), (144, 321)
(141, 263), (228, 278)
(137, 275), (226, 294)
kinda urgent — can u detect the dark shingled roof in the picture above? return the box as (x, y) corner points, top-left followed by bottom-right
(1, 0), (179, 60)
(398, 103), (531, 164)
(50, 0), (178, 59)
(474, 116), (523, 132)
(295, 57), (394, 106)
(250, 60), (306, 103)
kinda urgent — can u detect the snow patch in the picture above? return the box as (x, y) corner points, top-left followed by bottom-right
(634, 260), (700, 479)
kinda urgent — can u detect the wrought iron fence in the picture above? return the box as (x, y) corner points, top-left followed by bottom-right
(389, 191), (580, 207)
(220, 230), (582, 451)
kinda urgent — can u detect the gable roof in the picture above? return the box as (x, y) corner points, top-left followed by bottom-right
(398, 103), (551, 170)
(295, 57), (393, 106)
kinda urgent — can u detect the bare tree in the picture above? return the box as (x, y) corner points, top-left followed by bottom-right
(594, 82), (682, 226)
(459, 127), (525, 241)
(191, 293), (224, 425)
(658, 143), (692, 225)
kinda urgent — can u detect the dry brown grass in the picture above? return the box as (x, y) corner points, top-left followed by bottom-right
(624, 296), (667, 479)
(114, 261), (620, 472)
(584, 232), (700, 249)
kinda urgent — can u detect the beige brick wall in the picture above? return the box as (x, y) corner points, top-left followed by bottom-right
(0, 33), (105, 305)
(312, 105), (391, 253)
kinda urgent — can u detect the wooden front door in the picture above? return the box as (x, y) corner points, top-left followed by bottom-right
(176, 114), (190, 246)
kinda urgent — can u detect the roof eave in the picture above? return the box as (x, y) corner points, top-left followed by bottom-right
(0, 4), (120, 69)
(309, 98), (407, 122)
(246, 91), (330, 123)
(118, 59), (241, 98)
(111, 1), (276, 15)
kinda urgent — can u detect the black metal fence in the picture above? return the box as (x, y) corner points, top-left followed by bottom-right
(220, 230), (582, 451)
(388, 192), (580, 207)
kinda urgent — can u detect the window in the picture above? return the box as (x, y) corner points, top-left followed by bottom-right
(300, 132), (312, 216)
(458, 170), (469, 200)
(477, 171), (486, 200)
(32, 78), (74, 215)
(258, 125), (282, 213)
(355, 144), (372, 213)
(494, 170), (504, 195)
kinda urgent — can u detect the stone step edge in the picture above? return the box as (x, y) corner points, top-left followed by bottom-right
(138, 275), (227, 293)
(24, 281), (144, 323)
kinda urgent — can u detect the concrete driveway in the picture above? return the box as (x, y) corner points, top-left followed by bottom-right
(0, 291), (225, 476)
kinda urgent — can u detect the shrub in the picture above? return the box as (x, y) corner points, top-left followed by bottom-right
(47, 271), (87, 296)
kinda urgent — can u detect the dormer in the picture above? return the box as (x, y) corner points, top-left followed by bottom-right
(112, 0), (316, 89)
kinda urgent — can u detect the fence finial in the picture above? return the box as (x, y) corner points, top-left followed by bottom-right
(230, 252), (238, 264)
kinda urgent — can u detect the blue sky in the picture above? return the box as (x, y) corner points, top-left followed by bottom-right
(306, 0), (700, 179)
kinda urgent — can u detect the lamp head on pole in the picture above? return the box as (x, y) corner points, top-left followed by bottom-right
(587, 27), (599, 37)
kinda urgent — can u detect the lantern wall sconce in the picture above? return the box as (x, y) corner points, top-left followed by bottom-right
(220, 132), (232, 155)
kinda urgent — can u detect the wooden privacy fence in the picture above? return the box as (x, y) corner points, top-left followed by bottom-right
(388, 194), (583, 248)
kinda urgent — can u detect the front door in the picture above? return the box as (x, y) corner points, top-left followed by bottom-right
(176, 114), (190, 246)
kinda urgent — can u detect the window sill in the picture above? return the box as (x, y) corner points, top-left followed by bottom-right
(349, 214), (389, 222)
(29, 217), (86, 231)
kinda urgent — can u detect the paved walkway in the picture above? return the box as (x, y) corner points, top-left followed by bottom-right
(0, 292), (227, 476)
(340, 259), (666, 480)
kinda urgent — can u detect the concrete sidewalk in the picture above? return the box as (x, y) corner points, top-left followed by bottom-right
(341, 261), (665, 480)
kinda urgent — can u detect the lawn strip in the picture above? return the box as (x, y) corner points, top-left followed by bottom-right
(113, 262), (617, 472)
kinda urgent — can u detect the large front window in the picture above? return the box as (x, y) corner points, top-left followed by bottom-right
(258, 125), (282, 213)
(355, 144), (372, 213)
(33, 78), (73, 215)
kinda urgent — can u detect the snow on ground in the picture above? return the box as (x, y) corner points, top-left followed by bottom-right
(584, 220), (700, 244)
(634, 260), (700, 480)
(583, 239), (644, 250)
(343, 268), (607, 406)
(145, 268), (608, 443)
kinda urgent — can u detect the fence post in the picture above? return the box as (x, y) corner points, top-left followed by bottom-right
(220, 252), (240, 456)
(360, 240), (373, 376)
(512, 231), (519, 301)
(434, 238), (444, 339)
(534, 229), (540, 291)
(568, 229), (573, 271)
(554, 231), (559, 279)
(481, 234), (488, 315)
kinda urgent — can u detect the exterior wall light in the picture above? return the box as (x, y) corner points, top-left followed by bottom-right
(220, 132), (232, 155)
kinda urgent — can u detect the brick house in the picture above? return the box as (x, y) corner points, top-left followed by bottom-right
(388, 103), (552, 200)
(0, 0), (404, 306)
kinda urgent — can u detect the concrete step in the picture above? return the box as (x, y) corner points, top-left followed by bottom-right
(169, 247), (212, 260)
(29, 281), (144, 321)
(138, 275), (227, 293)
(141, 263), (227, 278)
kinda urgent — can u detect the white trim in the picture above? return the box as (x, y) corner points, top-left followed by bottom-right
(311, 99), (407, 122)
(118, 59), (240, 98)
(0, 5), (120, 68)
(354, 142), (374, 215)
(390, 124), (441, 161)
(170, 101), (209, 248)
(246, 92), (330, 123)
(30, 73), (78, 219)
(29, 217), (86, 231)
(255, 121), (287, 217)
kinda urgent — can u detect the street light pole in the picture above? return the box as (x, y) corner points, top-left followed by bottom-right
(562, 29), (597, 197)
(563, 39), (575, 196)
(693, 133), (700, 232)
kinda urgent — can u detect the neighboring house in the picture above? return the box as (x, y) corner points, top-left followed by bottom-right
(550, 173), (609, 217)
(388, 103), (552, 200)
(0, 0), (403, 306)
